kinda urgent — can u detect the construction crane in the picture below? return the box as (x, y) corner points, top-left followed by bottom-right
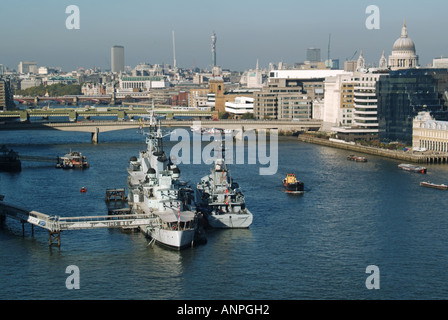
(347, 50), (358, 61)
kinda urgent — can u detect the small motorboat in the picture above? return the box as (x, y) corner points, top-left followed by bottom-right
(347, 155), (367, 162)
(80, 187), (87, 193)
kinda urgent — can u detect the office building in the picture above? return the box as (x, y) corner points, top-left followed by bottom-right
(306, 48), (321, 63)
(225, 97), (254, 118)
(18, 61), (38, 74)
(352, 72), (384, 138)
(344, 61), (357, 72)
(254, 70), (346, 120)
(377, 68), (448, 144)
(433, 58), (448, 69)
(119, 76), (168, 91)
(20, 78), (42, 90)
(111, 46), (125, 73)
(323, 72), (355, 128)
(333, 71), (387, 142)
(0, 78), (14, 110)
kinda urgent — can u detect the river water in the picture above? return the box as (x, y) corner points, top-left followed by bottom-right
(1, 127), (448, 300)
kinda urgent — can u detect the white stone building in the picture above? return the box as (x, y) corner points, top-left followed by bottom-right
(225, 97), (254, 117)
(413, 112), (448, 152)
(118, 76), (169, 91)
(323, 72), (353, 128)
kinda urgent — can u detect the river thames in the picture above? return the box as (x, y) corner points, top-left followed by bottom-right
(1, 127), (448, 300)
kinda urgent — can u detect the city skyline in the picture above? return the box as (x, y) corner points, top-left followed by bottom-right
(0, 0), (447, 72)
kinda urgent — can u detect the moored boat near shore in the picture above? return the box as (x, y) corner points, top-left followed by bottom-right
(196, 144), (253, 229)
(127, 105), (204, 249)
(347, 155), (367, 162)
(398, 163), (427, 174)
(420, 181), (448, 190)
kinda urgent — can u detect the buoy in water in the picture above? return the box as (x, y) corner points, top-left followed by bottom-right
(80, 187), (87, 193)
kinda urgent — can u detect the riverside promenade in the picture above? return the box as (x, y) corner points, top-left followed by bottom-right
(298, 135), (448, 165)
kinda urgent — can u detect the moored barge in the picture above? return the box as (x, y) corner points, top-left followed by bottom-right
(420, 181), (448, 190)
(398, 163), (427, 174)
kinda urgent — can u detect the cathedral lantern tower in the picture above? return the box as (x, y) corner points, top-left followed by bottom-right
(379, 51), (388, 69)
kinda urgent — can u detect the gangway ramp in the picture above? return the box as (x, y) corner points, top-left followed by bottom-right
(18, 155), (60, 163)
(0, 200), (155, 246)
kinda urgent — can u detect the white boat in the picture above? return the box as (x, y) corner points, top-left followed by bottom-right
(127, 104), (203, 249)
(196, 144), (253, 229)
(56, 150), (89, 169)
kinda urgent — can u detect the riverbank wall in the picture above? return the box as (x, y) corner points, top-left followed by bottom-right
(297, 135), (448, 164)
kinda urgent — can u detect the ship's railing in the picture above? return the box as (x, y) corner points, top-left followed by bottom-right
(55, 214), (156, 231)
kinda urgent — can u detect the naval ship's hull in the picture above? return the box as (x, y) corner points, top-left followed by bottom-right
(141, 225), (196, 249)
(205, 210), (253, 229)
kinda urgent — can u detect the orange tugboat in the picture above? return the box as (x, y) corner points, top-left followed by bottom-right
(283, 173), (304, 193)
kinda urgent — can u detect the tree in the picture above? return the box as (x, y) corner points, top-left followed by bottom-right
(218, 111), (231, 119)
(240, 112), (255, 120)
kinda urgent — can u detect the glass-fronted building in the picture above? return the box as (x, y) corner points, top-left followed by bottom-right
(377, 68), (448, 144)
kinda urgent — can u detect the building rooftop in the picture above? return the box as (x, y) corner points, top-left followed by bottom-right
(269, 70), (350, 79)
(121, 76), (164, 81)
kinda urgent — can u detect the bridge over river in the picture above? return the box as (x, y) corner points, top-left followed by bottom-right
(0, 107), (214, 122)
(0, 119), (323, 143)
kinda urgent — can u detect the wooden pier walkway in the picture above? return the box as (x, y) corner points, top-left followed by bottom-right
(0, 199), (154, 246)
(105, 188), (126, 202)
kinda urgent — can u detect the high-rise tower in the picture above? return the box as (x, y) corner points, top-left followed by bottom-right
(111, 45), (125, 73)
(172, 31), (177, 71)
(211, 32), (217, 68)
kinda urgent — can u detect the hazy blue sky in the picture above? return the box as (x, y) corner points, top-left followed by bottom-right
(0, 0), (447, 71)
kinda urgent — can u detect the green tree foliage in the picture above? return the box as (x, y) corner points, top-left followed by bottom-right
(240, 112), (255, 119)
(218, 111), (231, 119)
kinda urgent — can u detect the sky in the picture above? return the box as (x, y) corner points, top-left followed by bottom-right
(0, 0), (447, 72)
